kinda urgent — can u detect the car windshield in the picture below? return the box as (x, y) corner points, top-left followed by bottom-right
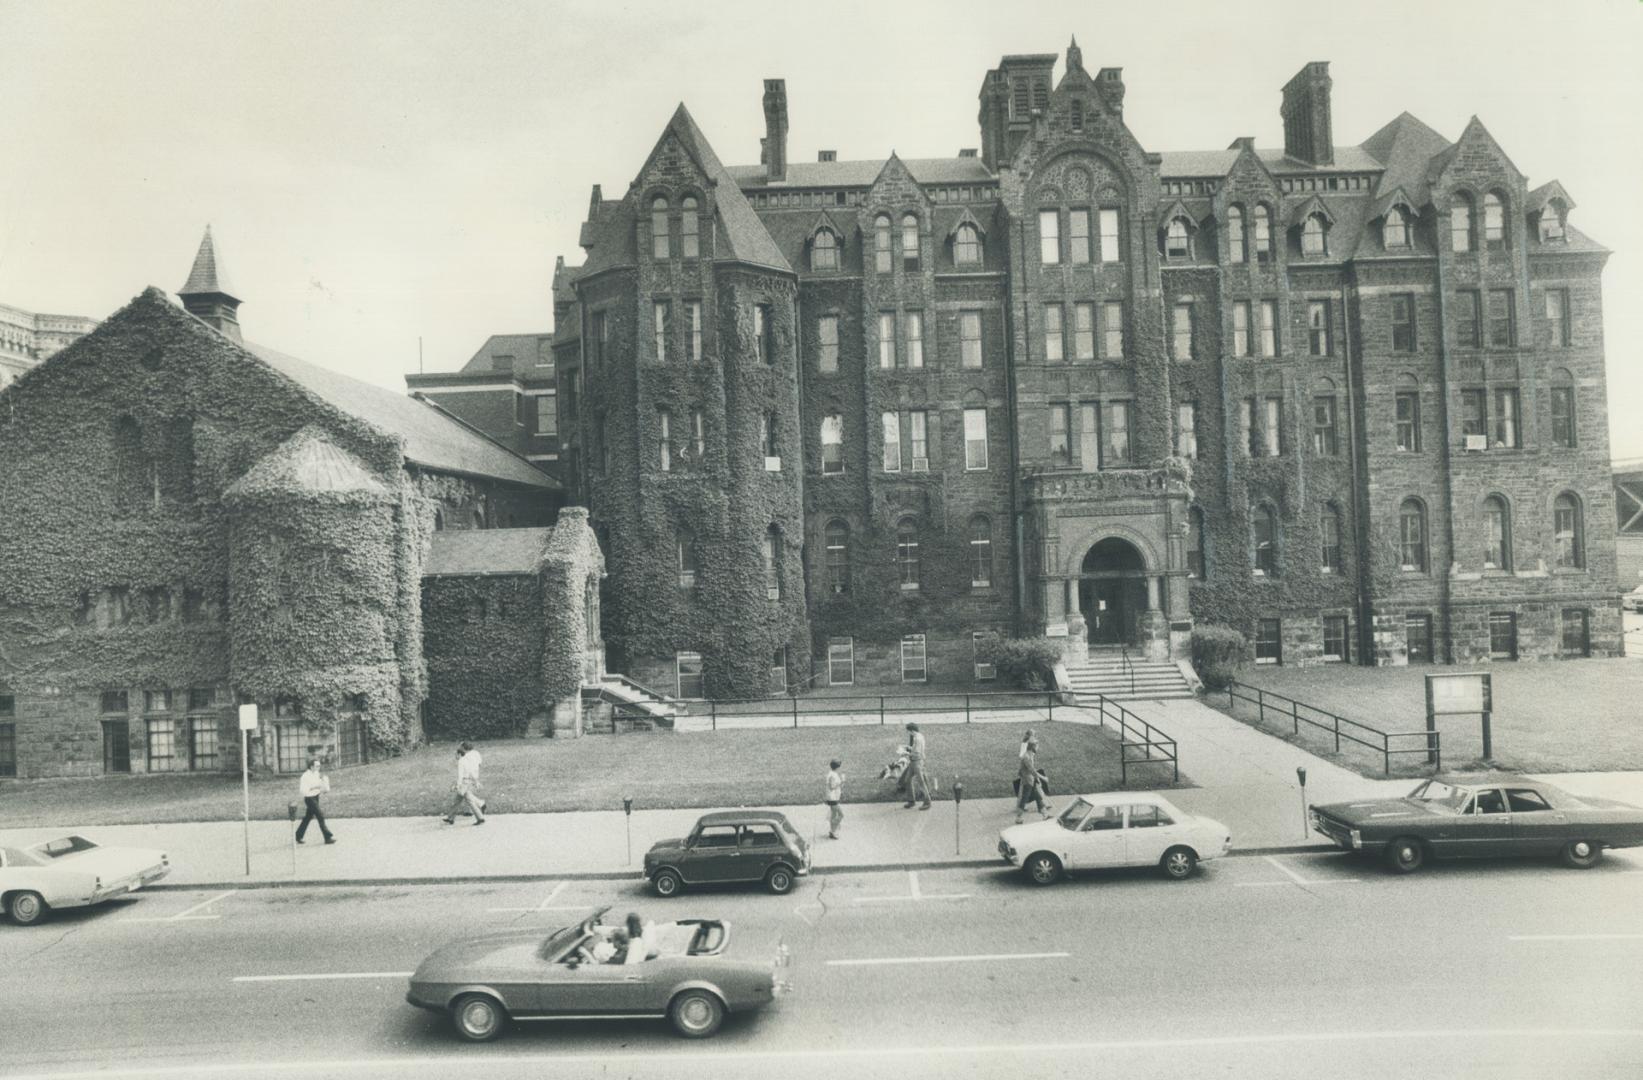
(1407, 780), (1471, 812)
(538, 923), (592, 962)
(1056, 798), (1093, 831)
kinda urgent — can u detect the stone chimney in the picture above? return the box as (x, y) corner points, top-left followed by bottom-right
(762, 79), (788, 181)
(1097, 67), (1125, 119)
(177, 226), (242, 342)
(1280, 61), (1333, 166)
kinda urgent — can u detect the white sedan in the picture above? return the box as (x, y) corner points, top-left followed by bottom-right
(0, 835), (171, 925)
(998, 792), (1231, 885)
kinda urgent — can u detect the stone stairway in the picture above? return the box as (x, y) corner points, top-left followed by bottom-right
(583, 674), (682, 731)
(1065, 651), (1195, 703)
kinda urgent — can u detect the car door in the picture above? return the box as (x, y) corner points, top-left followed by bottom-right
(684, 825), (743, 883)
(534, 946), (647, 1016)
(1122, 803), (1175, 866)
(737, 823), (787, 883)
(1066, 803), (1126, 869)
(1454, 788), (1513, 857)
(1505, 787), (1568, 856)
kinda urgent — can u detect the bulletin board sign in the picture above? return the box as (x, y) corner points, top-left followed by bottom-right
(1425, 672), (1494, 761)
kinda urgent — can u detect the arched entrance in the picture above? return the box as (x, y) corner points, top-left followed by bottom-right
(1078, 537), (1148, 646)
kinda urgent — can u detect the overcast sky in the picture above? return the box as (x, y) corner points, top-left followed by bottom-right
(3, 0), (1640, 456)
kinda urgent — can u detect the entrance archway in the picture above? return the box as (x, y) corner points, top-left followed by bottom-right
(1077, 537), (1148, 646)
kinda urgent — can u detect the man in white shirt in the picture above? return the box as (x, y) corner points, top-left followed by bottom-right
(442, 741), (487, 825)
(902, 723), (931, 810)
(295, 758), (335, 845)
(825, 759), (844, 839)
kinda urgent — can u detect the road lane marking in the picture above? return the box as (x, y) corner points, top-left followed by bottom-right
(232, 971), (415, 983)
(852, 869), (970, 904)
(1508, 933), (1643, 941)
(1264, 855), (1309, 884)
(124, 890), (233, 923)
(826, 951), (1069, 967)
(1245, 855), (1359, 887)
(487, 881), (577, 913)
(171, 891), (233, 919)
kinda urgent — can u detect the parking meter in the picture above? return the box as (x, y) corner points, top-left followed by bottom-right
(623, 796), (634, 816)
(623, 795), (634, 865)
(287, 801), (299, 871)
(1295, 766), (1308, 839)
(952, 780), (964, 804)
(1296, 766), (1307, 788)
(951, 780), (964, 854)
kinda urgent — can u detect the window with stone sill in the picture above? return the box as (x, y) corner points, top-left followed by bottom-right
(1484, 192), (1506, 251)
(1399, 498), (1428, 572)
(1069, 210), (1091, 265)
(818, 314), (839, 372)
(1451, 194), (1475, 253)
(1553, 492), (1584, 570)
(1171, 302), (1192, 361)
(1255, 618), (1282, 664)
(1383, 206), (1411, 250)
(960, 310), (983, 368)
(1044, 304), (1064, 362)
(1320, 506), (1343, 574)
(763, 526), (782, 600)
(1253, 505), (1279, 577)
(954, 223), (982, 266)
(824, 520), (850, 595)
(1456, 290), (1482, 349)
(874, 215), (893, 274)
(1550, 384), (1577, 448)
(904, 311), (924, 369)
(1231, 301), (1251, 358)
(1164, 217), (1192, 260)
(1099, 208), (1121, 263)
(1227, 205), (1246, 263)
(1545, 289), (1570, 348)
(1395, 391), (1421, 452)
(1101, 300), (1123, 358)
(1175, 402), (1197, 459)
(1073, 302), (1095, 361)
(811, 228), (839, 271)
(1482, 495), (1512, 571)
(969, 515), (993, 588)
(1492, 388), (1520, 449)
(1259, 300), (1279, 357)
(1538, 204), (1566, 244)
(1323, 616), (1349, 662)
(1308, 300), (1331, 357)
(1301, 214), (1328, 257)
(1039, 209), (1060, 264)
(1391, 294), (1416, 352)
(963, 407), (987, 471)
(820, 415), (844, 474)
(651, 196), (670, 259)
(896, 519), (921, 590)
(901, 213), (920, 270)
(1253, 205), (1272, 263)
(681, 196), (700, 258)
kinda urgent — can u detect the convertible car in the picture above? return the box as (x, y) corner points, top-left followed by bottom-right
(0, 834), (171, 925)
(998, 792), (1232, 885)
(1311, 773), (1643, 873)
(406, 907), (791, 1042)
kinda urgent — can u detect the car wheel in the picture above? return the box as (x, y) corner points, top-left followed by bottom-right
(450, 993), (507, 1042)
(669, 989), (725, 1039)
(6, 891), (47, 926)
(1161, 846), (1198, 881)
(765, 865), (795, 895)
(652, 868), (683, 898)
(1023, 852), (1062, 886)
(1384, 837), (1425, 874)
(1561, 839), (1603, 869)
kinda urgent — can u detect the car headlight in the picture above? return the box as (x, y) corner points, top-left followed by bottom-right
(1349, 828), (1362, 849)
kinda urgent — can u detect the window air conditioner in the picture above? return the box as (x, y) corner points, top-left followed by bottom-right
(764, 456), (782, 471)
(1464, 434), (1488, 452)
(911, 458), (930, 473)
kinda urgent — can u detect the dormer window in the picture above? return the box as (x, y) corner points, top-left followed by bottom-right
(1164, 217), (1192, 259)
(954, 222), (982, 265)
(812, 228), (840, 270)
(651, 196), (670, 259)
(1301, 214), (1328, 257)
(1538, 202), (1566, 243)
(1484, 192), (1506, 251)
(1383, 206), (1411, 250)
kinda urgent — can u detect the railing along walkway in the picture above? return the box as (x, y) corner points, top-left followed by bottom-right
(1225, 680), (1440, 776)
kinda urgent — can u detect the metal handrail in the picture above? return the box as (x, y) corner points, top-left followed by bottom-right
(1226, 680), (1440, 776)
(1087, 692), (1179, 785)
(1118, 644), (1135, 696)
(611, 690), (1063, 732)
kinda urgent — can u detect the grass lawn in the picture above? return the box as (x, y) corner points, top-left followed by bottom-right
(0, 719), (1180, 828)
(1216, 658), (1643, 777)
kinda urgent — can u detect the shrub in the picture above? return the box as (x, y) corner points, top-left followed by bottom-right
(980, 636), (1064, 691)
(1191, 625), (1247, 691)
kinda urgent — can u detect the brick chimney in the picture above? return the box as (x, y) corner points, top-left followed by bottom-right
(1280, 62), (1333, 166)
(761, 79), (788, 181)
(177, 226), (242, 342)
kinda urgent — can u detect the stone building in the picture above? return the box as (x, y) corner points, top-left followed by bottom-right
(0, 300), (97, 387)
(542, 44), (1619, 696)
(405, 331), (562, 486)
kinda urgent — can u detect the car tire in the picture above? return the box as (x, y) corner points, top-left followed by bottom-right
(1160, 846), (1198, 881)
(450, 993), (507, 1042)
(1384, 837), (1426, 874)
(765, 865), (795, 895)
(6, 891), (47, 926)
(1023, 852), (1062, 886)
(1561, 839), (1603, 869)
(669, 989), (726, 1039)
(652, 868), (683, 898)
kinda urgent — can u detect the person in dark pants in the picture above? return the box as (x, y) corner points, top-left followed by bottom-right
(1015, 738), (1049, 824)
(296, 757), (336, 844)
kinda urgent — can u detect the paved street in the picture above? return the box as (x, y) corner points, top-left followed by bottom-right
(5, 850), (1641, 1080)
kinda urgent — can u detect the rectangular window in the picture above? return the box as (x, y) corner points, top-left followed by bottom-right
(1259, 300), (1278, 357)
(960, 310), (983, 368)
(102, 719), (130, 773)
(676, 652), (704, 698)
(769, 648), (788, 695)
(1073, 302), (1095, 360)
(1322, 616), (1349, 662)
(1263, 397), (1282, 457)
(1069, 209), (1091, 264)
(1044, 305), (1064, 361)
(819, 314), (839, 373)
(1049, 404), (1071, 466)
(1321, 512), (1342, 574)
(763, 531), (780, 600)
(1104, 401), (1132, 465)
(755, 304), (773, 364)
(1039, 209), (1060, 264)
(1391, 294), (1415, 352)
(1186, 517), (1204, 579)
(535, 394), (557, 436)
(1488, 612), (1518, 661)
(658, 409), (673, 471)
(145, 689), (172, 713)
(1101, 301), (1123, 358)
(973, 632), (997, 681)
(589, 312), (606, 365)
(1405, 614), (1433, 664)
(691, 410), (705, 459)
(821, 415), (844, 474)
(1308, 299), (1331, 356)
(1395, 392), (1421, 452)
(1312, 396), (1338, 456)
(900, 634), (928, 684)
(878, 312), (895, 368)
(686, 300), (702, 361)
(1098, 208), (1120, 263)
(1546, 289), (1571, 347)
(0, 720), (13, 778)
(909, 410), (929, 471)
(145, 717), (178, 773)
(1076, 404), (1098, 472)
(881, 412), (901, 472)
(189, 716), (219, 771)
(1457, 289), (1482, 349)
(1176, 403), (1197, 459)
(1560, 609), (1590, 658)
(905, 311), (924, 369)
(970, 525), (992, 586)
(964, 408), (988, 471)
(1550, 386), (1576, 448)
(1488, 289), (1516, 348)
(653, 301), (669, 361)
(1232, 301), (1251, 357)
(827, 637), (854, 686)
(1492, 388), (1520, 448)
(1255, 619), (1282, 665)
(1461, 389), (1488, 439)
(1171, 302), (1193, 361)
(1241, 398), (1257, 457)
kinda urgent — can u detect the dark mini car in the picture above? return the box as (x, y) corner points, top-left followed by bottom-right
(1311, 773), (1643, 873)
(644, 811), (812, 897)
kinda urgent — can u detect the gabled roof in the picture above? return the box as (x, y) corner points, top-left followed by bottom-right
(663, 105), (790, 273)
(1289, 194), (1335, 226)
(1360, 112), (1453, 207)
(1156, 146), (1382, 177)
(224, 425), (390, 501)
(1528, 179), (1576, 213)
(459, 333), (552, 379)
(179, 226), (238, 300)
(725, 157), (995, 188)
(945, 206), (988, 239)
(424, 527), (553, 577)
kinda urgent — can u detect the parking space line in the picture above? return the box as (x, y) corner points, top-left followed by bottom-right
(827, 951), (1069, 967)
(1240, 855), (1359, 888)
(1508, 934), (1643, 942)
(124, 890), (232, 923)
(852, 870), (970, 904)
(487, 881), (574, 913)
(232, 971), (415, 983)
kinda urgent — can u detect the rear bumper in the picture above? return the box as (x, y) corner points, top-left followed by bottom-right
(90, 863), (170, 904)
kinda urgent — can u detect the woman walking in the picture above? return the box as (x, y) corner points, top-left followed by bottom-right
(1015, 738), (1049, 824)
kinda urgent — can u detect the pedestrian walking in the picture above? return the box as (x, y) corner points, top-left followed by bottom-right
(902, 723), (932, 810)
(442, 741), (487, 825)
(825, 759), (845, 838)
(295, 757), (336, 845)
(1019, 728), (1036, 760)
(1015, 738), (1050, 824)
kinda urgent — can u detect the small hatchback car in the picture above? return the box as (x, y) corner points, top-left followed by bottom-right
(645, 811), (812, 897)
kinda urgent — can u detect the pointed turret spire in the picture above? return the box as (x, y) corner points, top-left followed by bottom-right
(1066, 35), (1084, 74)
(178, 226), (243, 341)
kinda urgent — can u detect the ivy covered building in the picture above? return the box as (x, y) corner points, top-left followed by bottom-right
(542, 44), (1620, 697)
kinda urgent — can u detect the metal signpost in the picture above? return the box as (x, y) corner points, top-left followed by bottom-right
(238, 703), (259, 876)
(1425, 672), (1493, 763)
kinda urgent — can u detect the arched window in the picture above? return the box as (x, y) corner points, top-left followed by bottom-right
(874, 215), (892, 273)
(968, 515), (992, 588)
(681, 195), (700, 258)
(1301, 214), (1327, 256)
(1383, 206), (1410, 250)
(900, 213), (920, 270)
(763, 525), (782, 600)
(651, 196), (670, 259)
(1164, 216), (1191, 259)
(1450, 193), (1474, 253)
(1553, 493), (1584, 569)
(1227, 205), (1246, 263)
(1320, 504), (1343, 574)
(1253, 505), (1279, 576)
(677, 528), (698, 587)
(812, 228), (838, 271)
(1484, 192), (1506, 250)
(1253, 205), (1272, 262)
(954, 223), (981, 265)
(1538, 201), (1566, 243)
(1187, 507), (1206, 579)
(896, 518), (921, 589)
(1399, 498), (1427, 572)
(1483, 495), (1512, 571)
(824, 519), (850, 594)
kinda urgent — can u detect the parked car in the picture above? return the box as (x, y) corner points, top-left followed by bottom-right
(1623, 585), (1643, 613)
(0, 834), (171, 925)
(998, 792), (1232, 885)
(1311, 773), (1643, 872)
(644, 811), (811, 897)
(405, 906), (791, 1041)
